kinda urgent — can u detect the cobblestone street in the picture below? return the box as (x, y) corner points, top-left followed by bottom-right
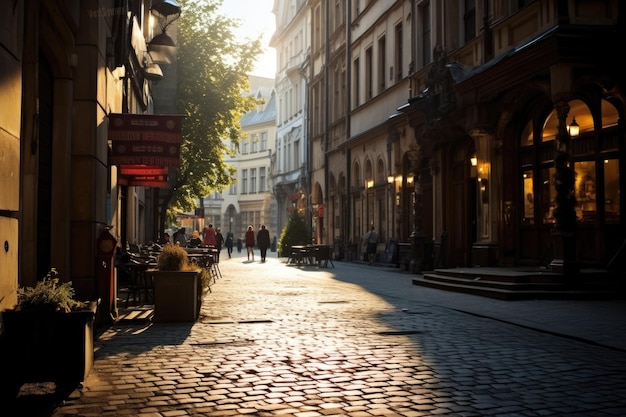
(38, 250), (626, 416)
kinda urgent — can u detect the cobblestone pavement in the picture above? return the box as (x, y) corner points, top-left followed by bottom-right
(38, 251), (626, 416)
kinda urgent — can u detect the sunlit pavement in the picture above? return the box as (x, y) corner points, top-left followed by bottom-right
(49, 248), (626, 416)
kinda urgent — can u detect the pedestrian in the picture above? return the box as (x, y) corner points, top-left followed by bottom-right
(215, 227), (224, 261)
(362, 225), (378, 265)
(202, 223), (217, 247)
(225, 232), (234, 258)
(245, 225), (255, 261)
(256, 225), (271, 262)
(236, 238), (242, 253)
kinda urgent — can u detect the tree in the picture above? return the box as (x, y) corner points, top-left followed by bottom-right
(162, 0), (263, 225)
(278, 212), (311, 255)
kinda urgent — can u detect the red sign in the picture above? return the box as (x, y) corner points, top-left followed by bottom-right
(318, 204), (324, 218)
(119, 174), (169, 188)
(109, 114), (183, 167)
(119, 165), (169, 188)
(120, 165), (168, 176)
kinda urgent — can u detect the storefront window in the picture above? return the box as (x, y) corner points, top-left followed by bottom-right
(522, 171), (534, 224)
(520, 120), (533, 147)
(575, 161), (596, 222)
(604, 159), (620, 223)
(541, 167), (556, 224)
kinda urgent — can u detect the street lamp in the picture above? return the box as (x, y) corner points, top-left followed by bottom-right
(229, 217), (233, 233)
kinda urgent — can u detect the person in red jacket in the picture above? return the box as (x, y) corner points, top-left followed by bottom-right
(244, 225), (255, 261)
(203, 224), (217, 247)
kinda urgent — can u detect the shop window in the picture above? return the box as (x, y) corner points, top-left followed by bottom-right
(575, 161), (596, 222)
(541, 99), (592, 142)
(541, 167), (556, 224)
(601, 99), (619, 129)
(522, 171), (534, 224)
(604, 159), (620, 223)
(520, 120), (533, 147)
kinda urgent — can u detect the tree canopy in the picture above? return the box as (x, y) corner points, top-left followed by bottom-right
(165, 0), (262, 223)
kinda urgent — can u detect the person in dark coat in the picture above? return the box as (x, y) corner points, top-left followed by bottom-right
(256, 225), (271, 262)
(236, 238), (242, 253)
(215, 228), (224, 261)
(225, 232), (234, 258)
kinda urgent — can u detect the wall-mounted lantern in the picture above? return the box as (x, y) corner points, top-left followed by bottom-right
(568, 117), (579, 138)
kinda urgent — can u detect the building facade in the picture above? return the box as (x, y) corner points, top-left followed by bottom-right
(270, 0), (311, 239)
(200, 76), (277, 244)
(0, 1), (174, 315)
(274, 0), (624, 274)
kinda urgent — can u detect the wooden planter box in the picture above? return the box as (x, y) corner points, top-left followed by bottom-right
(0, 301), (98, 394)
(150, 269), (202, 323)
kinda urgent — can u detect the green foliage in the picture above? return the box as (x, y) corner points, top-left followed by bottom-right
(165, 0), (263, 222)
(278, 212), (311, 254)
(17, 269), (84, 313)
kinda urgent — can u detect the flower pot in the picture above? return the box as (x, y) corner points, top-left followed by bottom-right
(0, 300), (98, 396)
(150, 269), (202, 323)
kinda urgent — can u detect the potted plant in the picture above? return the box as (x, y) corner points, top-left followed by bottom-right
(0, 268), (99, 399)
(150, 244), (210, 323)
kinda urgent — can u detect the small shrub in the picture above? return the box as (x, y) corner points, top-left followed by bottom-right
(156, 244), (211, 291)
(278, 212), (311, 254)
(156, 244), (188, 271)
(17, 268), (84, 313)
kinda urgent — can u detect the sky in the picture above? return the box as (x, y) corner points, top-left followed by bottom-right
(217, 0), (276, 79)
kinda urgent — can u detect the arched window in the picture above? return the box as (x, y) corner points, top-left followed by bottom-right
(520, 98), (620, 226)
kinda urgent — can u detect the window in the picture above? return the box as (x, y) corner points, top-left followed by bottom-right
(242, 169), (248, 194)
(252, 134), (258, 153)
(575, 161), (596, 223)
(353, 57), (360, 107)
(395, 23), (403, 82)
(522, 171), (534, 224)
(313, 5), (321, 51)
(520, 120), (533, 147)
(242, 138), (249, 155)
(464, 0), (476, 43)
(365, 46), (373, 99)
(294, 139), (301, 168)
(378, 35), (386, 92)
(250, 168), (257, 194)
(260, 132), (267, 151)
(421, 3), (431, 66)
(604, 159), (620, 223)
(259, 167), (266, 192)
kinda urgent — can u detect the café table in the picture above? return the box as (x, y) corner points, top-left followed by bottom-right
(289, 245), (315, 265)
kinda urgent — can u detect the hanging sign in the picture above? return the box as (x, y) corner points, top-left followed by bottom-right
(109, 113), (183, 167)
(119, 165), (169, 188)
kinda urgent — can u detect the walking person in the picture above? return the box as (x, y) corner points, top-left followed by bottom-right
(224, 232), (234, 258)
(236, 238), (242, 253)
(256, 225), (271, 262)
(215, 227), (224, 261)
(363, 225), (378, 265)
(245, 225), (255, 261)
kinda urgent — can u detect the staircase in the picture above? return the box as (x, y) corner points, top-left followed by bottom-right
(412, 267), (626, 300)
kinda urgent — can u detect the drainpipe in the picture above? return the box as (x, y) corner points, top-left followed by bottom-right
(344, 0), (353, 255)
